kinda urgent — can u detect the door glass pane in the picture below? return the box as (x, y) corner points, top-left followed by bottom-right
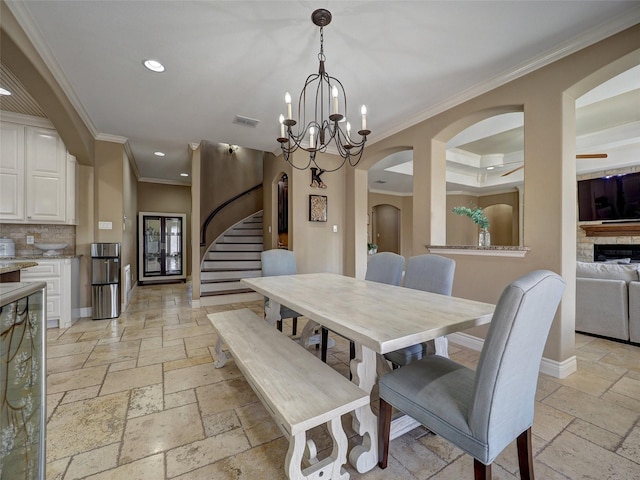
(144, 217), (162, 276)
(164, 217), (182, 274)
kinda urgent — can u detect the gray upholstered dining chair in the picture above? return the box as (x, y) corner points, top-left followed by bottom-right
(261, 249), (300, 335)
(321, 251), (405, 362)
(378, 270), (565, 480)
(384, 254), (456, 367)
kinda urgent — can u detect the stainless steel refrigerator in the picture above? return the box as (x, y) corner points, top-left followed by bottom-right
(91, 243), (120, 319)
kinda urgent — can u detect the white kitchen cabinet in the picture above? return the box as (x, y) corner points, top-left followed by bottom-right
(25, 125), (67, 222)
(19, 257), (80, 328)
(0, 112), (75, 224)
(0, 121), (25, 220)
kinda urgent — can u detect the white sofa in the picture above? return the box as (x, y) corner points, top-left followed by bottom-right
(576, 261), (640, 343)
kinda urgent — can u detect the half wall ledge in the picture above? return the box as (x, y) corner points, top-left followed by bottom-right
(427, 245), (530, 258)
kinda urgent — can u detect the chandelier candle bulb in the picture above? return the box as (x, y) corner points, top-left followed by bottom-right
(309, 126), (315, 149)
(361, 105), (367, 131)
(332, 86), (339, 115)
(285, 92), (292, 119)
(279, 114), (285, 138)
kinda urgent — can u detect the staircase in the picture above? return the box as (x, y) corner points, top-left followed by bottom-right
(200, 211), (264, 298)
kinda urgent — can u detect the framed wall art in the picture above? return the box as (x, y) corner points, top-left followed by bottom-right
(309, 194), (328, 222)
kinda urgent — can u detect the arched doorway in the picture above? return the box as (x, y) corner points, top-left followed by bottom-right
(372, 204), (400, 254)
(277, 174), (289, 248)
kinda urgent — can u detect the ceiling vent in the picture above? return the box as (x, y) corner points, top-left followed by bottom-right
(374, 179), (387, 184)
(233, 115), (260, 128)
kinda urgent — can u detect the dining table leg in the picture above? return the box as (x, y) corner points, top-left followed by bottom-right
(348, 343), (379, 473)
(264, 297), (282, 327)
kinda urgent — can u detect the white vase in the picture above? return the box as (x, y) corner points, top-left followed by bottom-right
(479, 228), (491, 247)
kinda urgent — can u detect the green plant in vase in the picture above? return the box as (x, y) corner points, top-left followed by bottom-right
(452, 206), (491, 247)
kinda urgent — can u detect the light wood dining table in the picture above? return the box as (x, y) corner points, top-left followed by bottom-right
(241, 272), (495, 473)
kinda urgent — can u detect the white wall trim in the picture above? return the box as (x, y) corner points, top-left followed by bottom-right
(448, 332), (577, 379)
(190, 299), (201, 308)
(79, 306), (92, 319)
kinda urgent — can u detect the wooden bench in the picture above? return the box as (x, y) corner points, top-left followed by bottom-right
(208, 308), (369, 480)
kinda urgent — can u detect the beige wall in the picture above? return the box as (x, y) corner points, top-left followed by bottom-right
(76, 165), (94, 308)
(348, 25), (640, 368)
(122, 150), (137, 295)
(138, 182), (192, 277)
(368, 192), (413, 258)
(289, 150), (346, 274)
(446, 191), (519, 246)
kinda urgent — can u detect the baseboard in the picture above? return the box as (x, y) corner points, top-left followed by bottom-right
(448, 332), (484, 351)
(79, 307), (92, 319)
(540, 355), (577, 379)
(448, 332), (577, 379)
(191, 299), (201, 308)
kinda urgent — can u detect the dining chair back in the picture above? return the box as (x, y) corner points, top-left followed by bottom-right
(365, 252), (405, 286)
(261, 249), (300, 335)
(384, 254), (456, 366)
(378, 270), (565, 480)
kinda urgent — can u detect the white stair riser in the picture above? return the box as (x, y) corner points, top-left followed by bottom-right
(203, 260), (261, 270)
(205, 251), (261, 261)
(222, 236), (262, 244)
(201, 270), (262, 281)
(201, 281), (249, 293)
(213, 243), (263, 252)
(226, 228), (262, 236)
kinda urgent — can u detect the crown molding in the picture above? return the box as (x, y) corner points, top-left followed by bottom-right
(137, 177), (191, 187)
(367, 188), (412, 197)
(95, 133), (128, 144)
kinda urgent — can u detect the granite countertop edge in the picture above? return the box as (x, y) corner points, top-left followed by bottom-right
(0, 261), (39, 275)
(0, 254), (82, 260)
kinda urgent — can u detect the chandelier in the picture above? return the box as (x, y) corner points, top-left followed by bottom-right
(277, 9), (371, 172)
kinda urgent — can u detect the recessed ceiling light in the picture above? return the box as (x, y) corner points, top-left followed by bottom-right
(486, 166), (495, 170)
(154, 151), (165, 157)
(143, 59), (165, 73)
(0, 88), (11, 96)
(180, 173), (189, 177)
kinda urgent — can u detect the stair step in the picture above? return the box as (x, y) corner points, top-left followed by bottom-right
(201, 286), (255, 296)
(200, 210), (264, 299)
(202, 260), (261, 270)
(227, 228), (262, 236)
(201, 270), (262, 281)
(221, 236), (263, 244)
(205, 251), (261, 261)
(213, 243), (263, 252)
(201, 280), (250, 293)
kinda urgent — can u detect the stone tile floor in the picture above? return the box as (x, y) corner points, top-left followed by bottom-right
(45, 282), (640, 479)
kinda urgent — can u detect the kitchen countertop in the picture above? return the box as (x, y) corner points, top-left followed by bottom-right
(0, 254), (82, 260)
(0, 261), (39, 275)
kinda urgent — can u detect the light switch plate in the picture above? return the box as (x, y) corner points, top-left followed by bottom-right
(26, 235), (34, 244)
(98, 221), (113, 230)
(333, 225), (338, 233)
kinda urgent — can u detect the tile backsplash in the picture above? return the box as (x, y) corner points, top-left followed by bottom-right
(0, 224), (76, 257)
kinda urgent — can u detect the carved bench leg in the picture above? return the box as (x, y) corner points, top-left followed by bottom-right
(284, 416), (351, 480)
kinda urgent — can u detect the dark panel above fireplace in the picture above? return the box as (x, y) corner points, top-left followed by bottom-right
(594, 244), (640, 263)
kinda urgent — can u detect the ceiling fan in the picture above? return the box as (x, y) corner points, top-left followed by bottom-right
(501, 153), (608, 177)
